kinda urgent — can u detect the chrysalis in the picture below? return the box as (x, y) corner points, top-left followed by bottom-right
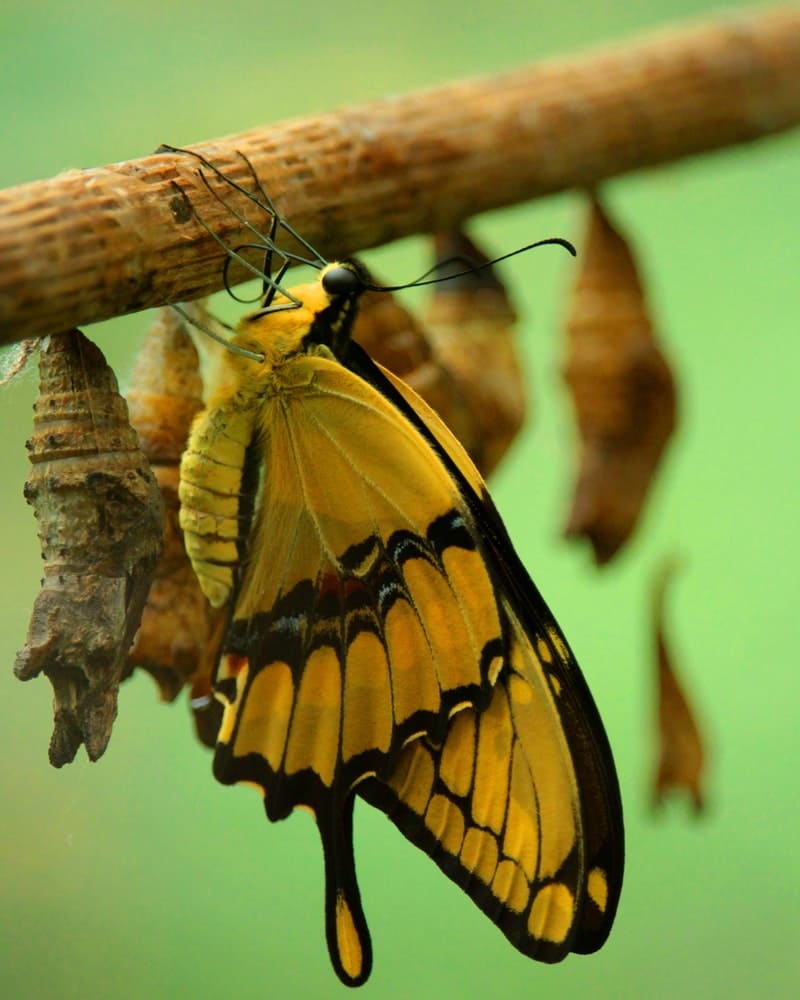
(125, 305), (225, 746)
(563, 196), (677, 563)
(652, 559), (706, 812)
(15, 329), (163, 765)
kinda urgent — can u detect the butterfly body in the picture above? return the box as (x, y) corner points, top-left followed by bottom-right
(178, 259), (623, 986)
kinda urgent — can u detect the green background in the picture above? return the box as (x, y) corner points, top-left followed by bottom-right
(1, 1), (798, 998)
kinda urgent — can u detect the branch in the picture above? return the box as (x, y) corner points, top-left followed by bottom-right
(1, 5), (799, 344)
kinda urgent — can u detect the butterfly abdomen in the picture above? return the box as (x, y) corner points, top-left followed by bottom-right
(179, 400), (260, 608)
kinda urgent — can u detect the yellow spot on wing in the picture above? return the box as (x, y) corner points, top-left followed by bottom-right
(491, 859), (529, 914)
(335, 892), (365, 983)
(285, 646), (341, 787)
(507, 669), (576, 879)
(402, 557), (483, 693)
(386, 741), (434, 814)
(440, 545), (501, 662)
(384, 598), (441, 724)
(233, 661), (295, 773)
(216, 658), (249, 745)
(588, 867), (609, 913)
(528, 883), (575, 945)
(439, 709), (476, 798)
(424, 793), (466, 856)
(459, 827), (499, 884)
(343, 631), (393, 761)
(503, 739), (540, 880)
(546, 626), (570, 665)
(486, 653), (503, 686)
(472, 683), (513, 835)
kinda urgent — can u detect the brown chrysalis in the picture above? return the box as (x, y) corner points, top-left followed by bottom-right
(125, 304), (225, 747)
(15, 329), (163, 765)
(652, 559), (707, 812)
(563, 196), (677, 563)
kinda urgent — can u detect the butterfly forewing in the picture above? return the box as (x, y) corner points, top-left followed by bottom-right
(213, 351), (504, 793)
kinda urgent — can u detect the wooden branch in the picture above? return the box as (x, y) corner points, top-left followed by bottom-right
(1, 5), (799, 344)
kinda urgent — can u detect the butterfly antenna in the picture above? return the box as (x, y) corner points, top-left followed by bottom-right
(192, 167), (299, 306)
(367, 237), (577, 292)
(234, 154), (287, 305)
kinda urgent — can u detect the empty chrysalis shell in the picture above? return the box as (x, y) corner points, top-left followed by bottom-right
(125, 304), (225, 746)
(652, 559), (706, 812)
(15, 329), (163, 766)
(563, 197), (677, 563)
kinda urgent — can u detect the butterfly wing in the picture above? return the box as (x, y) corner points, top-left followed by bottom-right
(350, 346), (624, 959)
(202, 352), (507, 985)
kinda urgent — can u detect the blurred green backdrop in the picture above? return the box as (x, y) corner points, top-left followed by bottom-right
(1, 1), (798, 998)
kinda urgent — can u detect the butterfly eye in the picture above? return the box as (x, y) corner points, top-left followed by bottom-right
(322, 265), (363, 297)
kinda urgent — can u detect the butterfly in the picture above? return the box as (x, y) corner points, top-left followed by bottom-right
(171, 147), (624, 986)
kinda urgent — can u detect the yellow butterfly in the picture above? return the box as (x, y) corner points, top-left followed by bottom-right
(172, 149), (624, 986)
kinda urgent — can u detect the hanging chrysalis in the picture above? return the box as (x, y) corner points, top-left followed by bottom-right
(125, 305), (225, 746)
(563, 196), (677, 563)
(652, 559), (706, 812)
(15, 329), (163, 765)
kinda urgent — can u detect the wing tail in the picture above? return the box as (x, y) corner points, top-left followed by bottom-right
(321, 796), (373, 987)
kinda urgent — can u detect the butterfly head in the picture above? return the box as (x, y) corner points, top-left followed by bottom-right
(320, 259), (371, 300)
(227, 259), (372, 368)
(305, 259), (373, 360)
